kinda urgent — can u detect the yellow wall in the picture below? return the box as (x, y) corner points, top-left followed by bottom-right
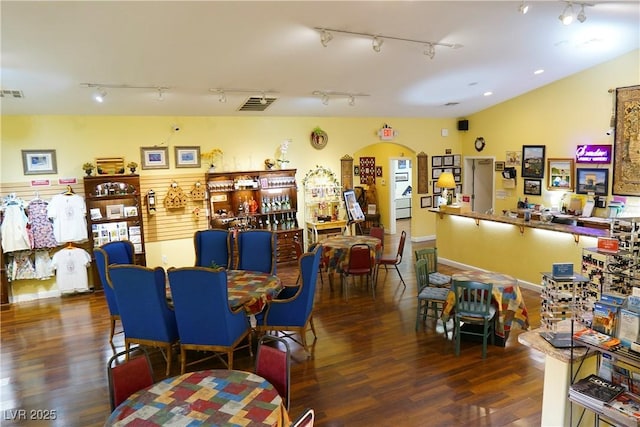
(462, 49), (640, 215)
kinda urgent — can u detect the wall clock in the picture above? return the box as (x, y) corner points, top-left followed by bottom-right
(475, 137), (486, 152)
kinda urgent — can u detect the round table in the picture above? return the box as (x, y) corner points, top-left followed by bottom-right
(320, 235), (382, 275)
(106, 369), (290, 426)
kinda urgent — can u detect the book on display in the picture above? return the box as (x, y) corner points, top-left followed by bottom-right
(602, 392), (640, 427)
(569, 374), (625, 410)
(573, 328), (621, 350)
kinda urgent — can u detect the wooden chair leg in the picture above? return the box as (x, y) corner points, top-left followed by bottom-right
(166, 344), (172, 376)
(109, 318), (116, 343)
(180, 347), (186, 374)
(309, 316), (317, 338)
(228, 351), (233, 369)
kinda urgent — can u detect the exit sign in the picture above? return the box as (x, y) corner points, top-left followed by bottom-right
(378, 124), (398, 141)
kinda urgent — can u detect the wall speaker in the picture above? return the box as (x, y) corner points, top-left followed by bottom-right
(457, 120), (469, 131)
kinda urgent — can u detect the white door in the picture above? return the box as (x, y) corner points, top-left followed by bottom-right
(463, 157), (494, 214)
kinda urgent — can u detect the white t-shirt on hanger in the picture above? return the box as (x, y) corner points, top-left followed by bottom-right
(51, 247), (91, 293)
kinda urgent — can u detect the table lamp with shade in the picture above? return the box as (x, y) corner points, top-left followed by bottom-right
(436, 172), (456, 205)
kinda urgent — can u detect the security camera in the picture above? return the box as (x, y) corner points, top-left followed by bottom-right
(606, 127), (614, 136)
(172, 125), (180, 132)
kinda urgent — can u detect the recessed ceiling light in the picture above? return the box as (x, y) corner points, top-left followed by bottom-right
(534, 69), (545, 75)
(483, 91), (493, 97)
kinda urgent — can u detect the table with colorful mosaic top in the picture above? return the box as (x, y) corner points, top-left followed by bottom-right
(105, 369), (290, 426)
(441, 270), (530, 345)
(320, 235), (382, 288)
(226, 270), (282, 315)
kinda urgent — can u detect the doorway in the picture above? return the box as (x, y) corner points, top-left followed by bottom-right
(463, 157), (495, 214)
(387, 157), (413, 235)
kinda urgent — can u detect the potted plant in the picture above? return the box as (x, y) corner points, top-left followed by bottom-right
(126, 161), (138, 174)
(201, 148), (223, 172)
(83, 162), (94, 176)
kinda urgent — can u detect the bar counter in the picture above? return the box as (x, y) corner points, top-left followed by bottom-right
(431, 208), (607, 289)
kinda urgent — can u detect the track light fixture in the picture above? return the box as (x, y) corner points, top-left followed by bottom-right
(82, 83), (169, 103)
(320, 29), (333, 47)
(372, 36), (383, 53)
(218, 91), (227, 103)
(209, 88), (278, 102)
(94, 89), (107, 103)
(314, 27), (462, 58)
(558, 2), (592, 25)
(260, 93), (267, 105)
(424, 43), (436, 59)
(312, 90), (369, 107)
(518, 1), (529, 14)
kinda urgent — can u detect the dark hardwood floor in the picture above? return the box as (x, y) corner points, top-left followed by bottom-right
(0, 220), (545, 426)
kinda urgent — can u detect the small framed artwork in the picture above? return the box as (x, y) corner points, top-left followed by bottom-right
(521, 145), (545, 178)
(523, 179), (542, 196)
(576, 168), (609, 196)
(375, 166), (383, 177)
(354, 165), (360, 176)
(395, 172), (409, 182)
(90, 208), (102, 220)
(123, 206), (139, 217)
(106, 204), (124, 219)
(432, 156), (443, 167)
(456, 184), (462, 194)
(453, 155), (461, 167)
(454, 174), (461, 183)
(420, 196), (432, 208)
(21, 149), (57, 175)
(432, 181), (441, 195)
(547, 158), (574, 191)
(495, 161), (505, 172)
(443, 155), (454, 166)
(506, 151), (522, 167)
(174, 146), (201, 168)
(398, 160), (407, 169)
(432, 168), (442, 179)
(140, 146), (169, 170)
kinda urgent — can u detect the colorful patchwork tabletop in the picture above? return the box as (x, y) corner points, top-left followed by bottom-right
(441, 271), (530, 340)
(106, 369), (290, 426)
(226, 270), (283, 315)
(320, 235), (382, 275)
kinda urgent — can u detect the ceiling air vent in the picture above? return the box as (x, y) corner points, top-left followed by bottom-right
(0, 90), (25, 98)
(444, 102), (459, 106)
(238, 96), (276, 112)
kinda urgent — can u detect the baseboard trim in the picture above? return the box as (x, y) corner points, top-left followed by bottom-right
(438, 257), (542, 293)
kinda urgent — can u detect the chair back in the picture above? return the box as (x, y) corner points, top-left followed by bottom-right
(262, 245), (323, 327)
(95, 241), (135, 316)
(347, 244), (372, 274)
(255, 335), (291, 409)
(107, 347), (154, 410)
(395, 230), (407, 262)
(237, 230), (277, 274)
(414, 258), (429, 291)
(194, 229), (233, 269)
(415, 248), (438, 273)
(108, 264), (179, 343)
(369, 226), (384, 248)
(291, 408), (315, 427)
(453, 280), (494, 317)
(167, 267), (250, 346)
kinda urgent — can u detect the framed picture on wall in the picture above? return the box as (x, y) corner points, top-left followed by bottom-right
(576, 168), (609, 196)
(547, 158), (574, 191)
(523, 179), (542, 196)
(174, 146), (201, 168)
(521, 145), (545, 178)
(21, 149), (57, 175)
(420, 196), (432, 208)
(141, 146), (169, 169)
(432, 156), (442, 167)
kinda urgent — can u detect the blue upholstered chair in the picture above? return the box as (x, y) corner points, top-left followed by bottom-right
(453, 280), (496, 359)
(256, 245), (323, 355)
(236, 230), (276, 274)
(108, 264), (179, 376)
(94, 240), (135, 344)
(167, 267), (252, 373)
(193, 229), (233, 269)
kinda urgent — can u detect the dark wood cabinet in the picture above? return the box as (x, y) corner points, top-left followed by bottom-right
(206, 168), (302, 264)
(83, 175), (146, 288)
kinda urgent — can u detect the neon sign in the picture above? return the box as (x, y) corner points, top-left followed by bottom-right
(575, 144), (611, 164)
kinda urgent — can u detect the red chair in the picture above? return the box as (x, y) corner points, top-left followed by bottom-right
(342, 243), (374, 300)
(107, 347), (154, 411)
(375, 230), (407, 288)
(369, 225), (384, 249)
(255, 335), (291, 410)
(291, 408), (315, 427)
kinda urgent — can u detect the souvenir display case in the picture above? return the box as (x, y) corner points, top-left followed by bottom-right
(302, 166), (346, 246)
(205, 168), (302, 263)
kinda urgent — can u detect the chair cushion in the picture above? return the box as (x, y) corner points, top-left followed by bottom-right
(418, 287), (449, 300)
(429, 272), (451, 286)
(457, 305), (497, 319)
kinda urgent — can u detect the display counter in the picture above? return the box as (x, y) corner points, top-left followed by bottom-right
(305, 220), (347, 246)
(431, 209), (608, 288)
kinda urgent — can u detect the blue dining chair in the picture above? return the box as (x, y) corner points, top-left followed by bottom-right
(167, 266), (252, 373)
(108, 264), (179, 376)
(236, 230), (277, 274)
(193, 229), (233, 269)
(94, 240), (135, 344)
(256, 245), (323, 355)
